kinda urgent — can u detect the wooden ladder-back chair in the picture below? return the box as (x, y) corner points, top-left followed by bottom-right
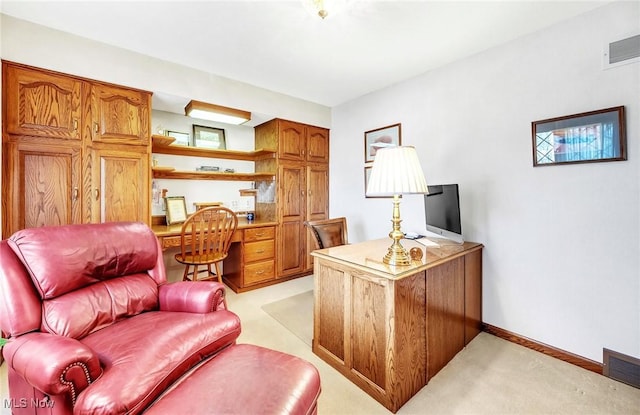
(304, 217), (349, 250)
(175, 206), (238, 284)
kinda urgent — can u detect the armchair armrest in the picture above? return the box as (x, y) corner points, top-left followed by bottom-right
(158, 281), (226, 313)
(4, 332), (102, 404)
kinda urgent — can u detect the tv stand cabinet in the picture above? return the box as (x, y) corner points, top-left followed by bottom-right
(311, 238), (483, 413)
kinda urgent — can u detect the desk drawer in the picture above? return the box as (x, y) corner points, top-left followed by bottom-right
(245, 240), (275, 262)
(244, 260), (275, 285)
(244, 226), (275, 242)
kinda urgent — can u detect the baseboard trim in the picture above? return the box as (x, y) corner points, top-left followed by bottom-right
(482, 323), (603, 374)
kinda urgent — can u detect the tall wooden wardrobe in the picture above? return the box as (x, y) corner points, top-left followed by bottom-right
(1, 61), (151, 238)
(254, 118), (329, 279)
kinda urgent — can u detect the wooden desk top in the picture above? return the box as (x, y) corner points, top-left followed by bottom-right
(152, 217), (278, 238)
(311, 237), (483, 280)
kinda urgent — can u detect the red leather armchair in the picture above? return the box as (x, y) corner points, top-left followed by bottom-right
(0, 222), (241, 415)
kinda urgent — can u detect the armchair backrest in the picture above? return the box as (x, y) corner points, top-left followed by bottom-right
(0, 222), (166, 339)
(304, 217), (349, 250)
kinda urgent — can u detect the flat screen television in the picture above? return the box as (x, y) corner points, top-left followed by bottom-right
(424, 184), (463, 244)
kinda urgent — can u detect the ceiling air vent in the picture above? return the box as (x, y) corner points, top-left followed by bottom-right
(603, 33), (640, 69)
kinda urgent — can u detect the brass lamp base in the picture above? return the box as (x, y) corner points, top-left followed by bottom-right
(382, 194), (411, 266)
(383, 240), (411, 266)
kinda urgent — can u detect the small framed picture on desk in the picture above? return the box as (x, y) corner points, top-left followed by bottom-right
(165, 196), (188, 225)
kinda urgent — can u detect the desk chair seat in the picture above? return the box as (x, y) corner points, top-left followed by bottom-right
(304, 217), (348, 250)
(175, 207), (238, 285)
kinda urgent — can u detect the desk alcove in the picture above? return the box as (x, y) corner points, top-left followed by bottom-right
(311, 238), (483, 413)
(153, 216), (280, 292)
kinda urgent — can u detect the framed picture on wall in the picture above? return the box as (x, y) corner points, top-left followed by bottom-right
(193, 125), (226, 149)
(364, 166), (392, 198)
(364, 123), (401, 163)
(166, 130), (190, 146)
(531, 106), (626, 167)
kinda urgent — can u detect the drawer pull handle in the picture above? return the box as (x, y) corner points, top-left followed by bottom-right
(256, 270), (264, 275)
(254, 232), (265, 237)
(256, 249), (265, 254)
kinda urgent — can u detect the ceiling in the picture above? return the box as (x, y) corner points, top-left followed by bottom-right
(1, 0), (610, 108)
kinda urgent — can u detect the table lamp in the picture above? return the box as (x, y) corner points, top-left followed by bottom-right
(366, 146), (428, 266)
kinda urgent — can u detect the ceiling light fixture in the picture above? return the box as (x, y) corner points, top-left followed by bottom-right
(302, 0), (351, 20)
(185, 100), (251, 125)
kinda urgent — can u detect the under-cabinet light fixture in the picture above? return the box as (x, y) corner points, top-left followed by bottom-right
(185, 100), (251, 125)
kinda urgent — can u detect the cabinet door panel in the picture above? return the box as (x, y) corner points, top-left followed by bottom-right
(278, 120), (305, 161)
(307, 126), (329, 163)
(278, 163), (306, 276)
(2, 142), (81, 238)
(307, 164), (328, 219)
(425, 257), (465, 379)
(305, 164), (328, 269)
(279, 164), (305, 220)
(278, 221), (304, 276)
(4, 64), (82, 140)
(91, 84), (150, 144)
(90, 148), (149, 223)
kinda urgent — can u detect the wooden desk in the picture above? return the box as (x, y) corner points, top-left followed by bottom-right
(311, 238), (483, 413)
(152, 218), (279, 292)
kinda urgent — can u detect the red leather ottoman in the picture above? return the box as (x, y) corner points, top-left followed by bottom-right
(145, 344), (321, 415)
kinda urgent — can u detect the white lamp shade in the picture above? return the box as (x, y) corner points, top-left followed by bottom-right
(366, 146), (428, 196)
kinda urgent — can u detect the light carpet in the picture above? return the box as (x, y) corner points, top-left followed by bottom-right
(259, 286), (640, 414)
(261, 290), (314, 346)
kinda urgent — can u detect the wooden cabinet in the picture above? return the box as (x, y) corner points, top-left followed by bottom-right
(90, 83), (150, 145)
(312, 239), (483, 413)
(223, 225), (277, 292)
(278, 162), (306, 276)
(305, 163), (329, 269)
(276, 120), (330, 164)
(88, 146), (150, 223)
(255, 118), (329, 279)
(4, 64), (83, 140)
(2, 141), (82, 234)
(306, 125), (330, 164)
(1, 61), (151, 238)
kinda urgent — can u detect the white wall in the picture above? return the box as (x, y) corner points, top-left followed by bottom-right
(150, 110), (257, 216)
(0, 14), (331, 226)
(0, 15), (331, 128)
(330, 1), (639, 362)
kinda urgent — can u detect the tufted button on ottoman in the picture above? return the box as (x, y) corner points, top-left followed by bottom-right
(144, 344), (321, 415)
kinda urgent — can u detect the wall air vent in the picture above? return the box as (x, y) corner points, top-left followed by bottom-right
(603, 33), (640, 69)
(603, 348), (640, 389)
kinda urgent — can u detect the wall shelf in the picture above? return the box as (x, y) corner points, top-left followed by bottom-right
(152, 137), (275, 161)
(152, 170), (275, 181)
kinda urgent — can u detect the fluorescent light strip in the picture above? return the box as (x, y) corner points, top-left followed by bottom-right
(185, 100), (251, 125)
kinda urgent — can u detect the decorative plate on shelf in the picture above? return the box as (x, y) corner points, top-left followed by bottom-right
(151, 166), (175, 172)
(152, 135), (176, 146)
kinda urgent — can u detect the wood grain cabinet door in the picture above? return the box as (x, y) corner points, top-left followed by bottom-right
(2, 142), (82, 238)
(277, 120), (305, 161)
(306, 126), (329, 164)
(88, 147), (149, 224)
(277, 163), (306, 277)
(305, 164), (329, 269)
(3, 63), (82, 140)
(90, 83), (150, 145)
